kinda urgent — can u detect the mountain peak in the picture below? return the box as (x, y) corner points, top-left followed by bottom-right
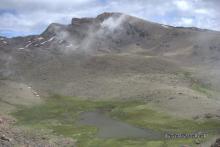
(71, 12), (123, 26)
(96, 12), (123, 21)
(71, 17), (94, 26)
(41, 23), (67, 37)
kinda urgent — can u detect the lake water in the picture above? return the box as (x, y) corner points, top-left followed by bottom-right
(78, 111), (162, 139)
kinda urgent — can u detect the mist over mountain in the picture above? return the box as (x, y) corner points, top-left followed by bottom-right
(1, 12), (220, 83)
(1, 12), (220, 146)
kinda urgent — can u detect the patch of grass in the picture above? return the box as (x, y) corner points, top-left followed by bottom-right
(176, 70), (214, 97)
(12, 95), (220, 147)
(111, 104), (220, 133)
(191, 82), (213, 97)
(0, 76), (9, 80)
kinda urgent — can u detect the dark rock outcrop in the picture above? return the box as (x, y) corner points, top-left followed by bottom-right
(211, 138), (220, 147)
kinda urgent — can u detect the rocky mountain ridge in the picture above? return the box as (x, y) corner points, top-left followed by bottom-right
(1, 12), (220, 119)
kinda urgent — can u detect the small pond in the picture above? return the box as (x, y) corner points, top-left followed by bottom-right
(78, 111), (162, 139)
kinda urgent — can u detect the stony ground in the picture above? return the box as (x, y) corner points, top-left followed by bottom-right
(0, 115), (76, 147)
(211, 138), (220, 147)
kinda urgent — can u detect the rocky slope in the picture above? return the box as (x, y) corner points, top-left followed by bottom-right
(1, 12), (220, 119)
(0, 115), (76, 147)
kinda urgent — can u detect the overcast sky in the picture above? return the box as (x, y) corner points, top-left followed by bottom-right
(0, 0), (219, 37)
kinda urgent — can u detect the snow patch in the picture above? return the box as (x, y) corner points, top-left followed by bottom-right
(25, 42), (33, 48)
(26, 85), (40, 97)
(40, 41), (47, 45)
(161, 25), (170, 29)
(2, 41), (7, 44)
(40, 36), (55, 45)
(58, 40), (64, 44)
(37, 37), (44, 40)
(66, 44), (73, 48)
(48, 36), (55, 42)
(33, 91), (38, 95)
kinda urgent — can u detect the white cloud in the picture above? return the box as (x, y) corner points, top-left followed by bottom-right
(101, 14), (126, 32)
(179, 18), (194, 26)
(195, 9), (209, 14)
(0, 0), (97, 11)
(173, 0), (191, 11)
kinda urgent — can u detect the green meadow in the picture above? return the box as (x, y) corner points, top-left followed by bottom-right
(12, 95), (220, 147)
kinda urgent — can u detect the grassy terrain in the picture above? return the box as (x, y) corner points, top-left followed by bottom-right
(12, 95), (220, 147)
(177, 70), (215, 97)
(191, 83), (213, 97)
(110, 104), (220, 133)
